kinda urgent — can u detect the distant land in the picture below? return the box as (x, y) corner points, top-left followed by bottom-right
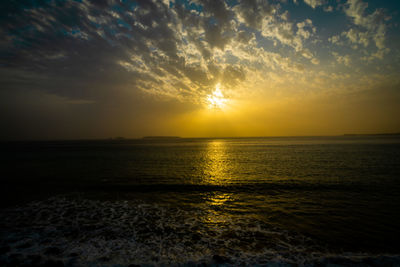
(142, 136), (181, 139)
(4, 134), (400, 142)
(343, 133), (400, 136)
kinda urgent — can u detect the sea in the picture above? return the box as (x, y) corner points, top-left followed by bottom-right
(1, 136), (400, 266)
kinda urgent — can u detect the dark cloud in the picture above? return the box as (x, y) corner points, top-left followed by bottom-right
(222, 65), (246, 86)
(0, 0), (398, 139)
(0, 0), (253, 102)
(237, 30), (254, 43)
(235, 0), (275, 29)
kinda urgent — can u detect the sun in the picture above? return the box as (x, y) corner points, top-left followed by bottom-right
(207, 84), (228, 109)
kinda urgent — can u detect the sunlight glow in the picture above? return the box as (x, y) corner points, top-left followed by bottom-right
(201, 140), (233, 224)
(207, 84), (228, 109)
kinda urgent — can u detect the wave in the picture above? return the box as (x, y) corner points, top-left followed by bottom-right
(72, 180), (400, 195)
(1, 195), (399, 266)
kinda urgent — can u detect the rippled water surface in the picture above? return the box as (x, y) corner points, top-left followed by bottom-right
(1, 136), (400, 266)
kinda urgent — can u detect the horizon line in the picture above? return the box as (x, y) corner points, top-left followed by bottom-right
(1, 132), (400, 142)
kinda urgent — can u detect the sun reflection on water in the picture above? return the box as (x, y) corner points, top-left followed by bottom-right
(202, 192), (234, 225)
(207, 192), (232, 206)
(203, 140), (229, 185)
(202, 140), (234, 225)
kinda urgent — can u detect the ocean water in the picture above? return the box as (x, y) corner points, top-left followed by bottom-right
(1, 136), (400, 266)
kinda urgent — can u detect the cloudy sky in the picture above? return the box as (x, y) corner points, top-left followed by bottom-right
(1, 0), (400, 139)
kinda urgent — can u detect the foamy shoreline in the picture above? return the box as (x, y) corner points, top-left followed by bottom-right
(1, 195), (399, 266)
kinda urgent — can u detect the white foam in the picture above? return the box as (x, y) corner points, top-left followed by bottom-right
(0, 195), (399, 266)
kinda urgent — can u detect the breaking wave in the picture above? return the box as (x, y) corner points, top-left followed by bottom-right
(1, 195), (399, 266)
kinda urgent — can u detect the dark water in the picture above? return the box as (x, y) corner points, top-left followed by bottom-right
(1, 136), (400, 266)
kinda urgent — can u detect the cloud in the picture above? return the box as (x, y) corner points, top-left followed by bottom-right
(332, 52), (351, 67)
(262, 19), (302, 50)
(323, 6), (333, 12)
(303, 0), (325, 9)
(343, 0), (390, 56)
(0, 0), (396, 109)
(328, 35), (341, 44)
(0, 0), (316, 104)
(297, 19), (315, 39)
(234, 0), (276, 30)
(342, 28), (369, 47)
(311, 58), (320, 65)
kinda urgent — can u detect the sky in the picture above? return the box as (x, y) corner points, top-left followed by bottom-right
(1, 0), (400, 139)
